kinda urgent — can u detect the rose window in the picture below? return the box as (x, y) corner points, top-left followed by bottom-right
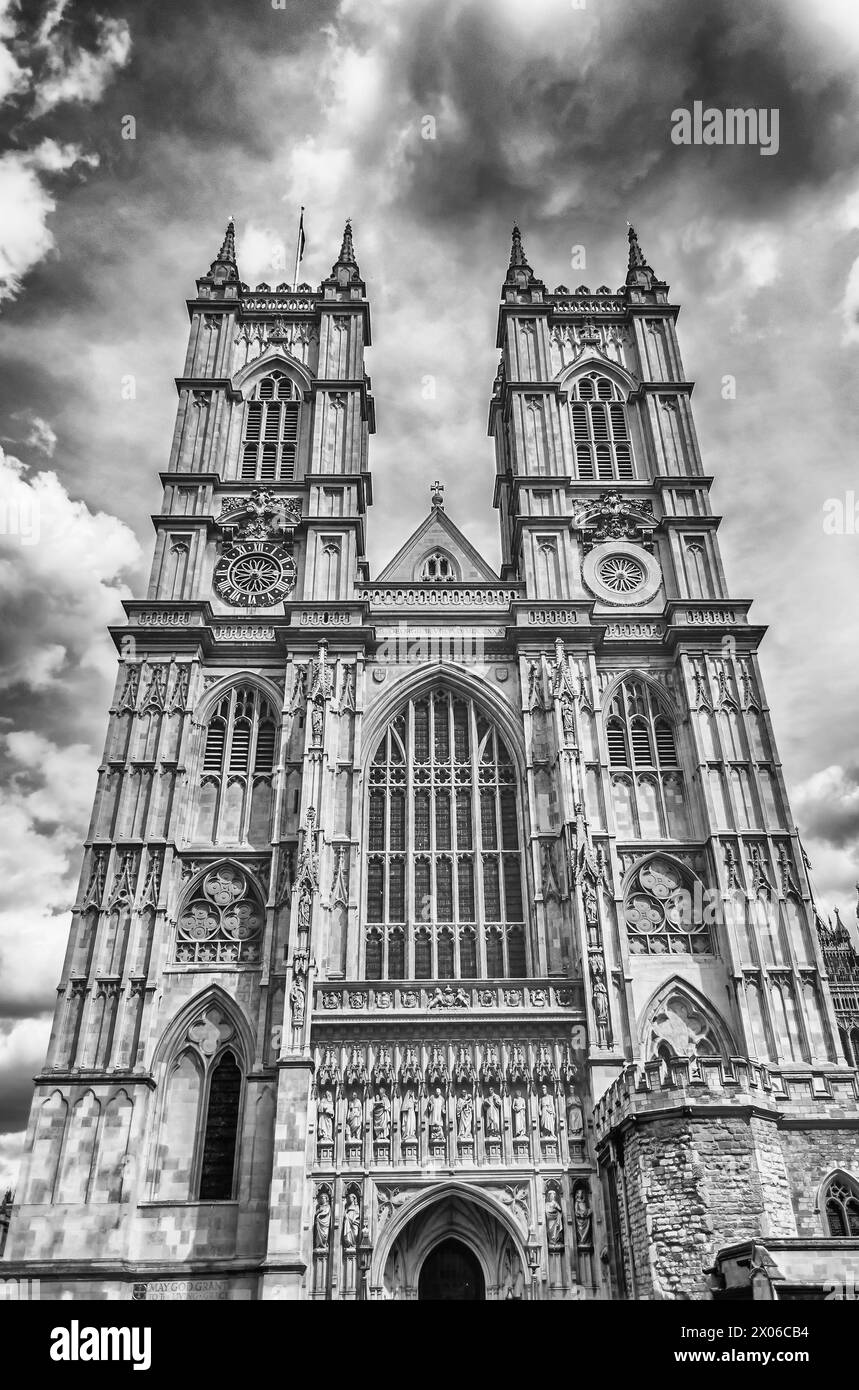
(176, 865), (263, 965)
(597, 554), (645, 593)
(623, 856), (712, 955)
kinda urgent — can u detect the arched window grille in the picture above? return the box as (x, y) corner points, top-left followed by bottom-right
(605, 678), (688, 839)
(365, 690), (527, 979)
(824, 1173), (859, 1237)
(570, 372), (635, 481)
(241, 372), (300, 481)
(194, 687), (277, 844)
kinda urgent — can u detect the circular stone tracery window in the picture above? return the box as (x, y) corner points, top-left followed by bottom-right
(176, 865), (263, 965)
(597, 554), (645, 594)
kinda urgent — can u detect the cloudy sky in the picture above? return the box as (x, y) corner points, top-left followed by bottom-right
(1, 0), (859, 1187)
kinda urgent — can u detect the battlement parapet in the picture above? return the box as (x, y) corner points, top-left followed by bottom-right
(594, 1057), (859, 1143)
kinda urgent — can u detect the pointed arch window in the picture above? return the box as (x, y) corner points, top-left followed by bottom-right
(420, 551), (458, 582)
(605, 679), (687, 839)
(643, 984), (730, 1058)
(153, 1005), (245, 1202)
(194, 686), (277, 845)
(823, 1173), (859, 1237)
(365, 690), (527, 979)
(241, 372), (300, 482)
(569, 372), (635, 481)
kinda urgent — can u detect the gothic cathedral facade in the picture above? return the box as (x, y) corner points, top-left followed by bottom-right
(5, 222), (859, 1301)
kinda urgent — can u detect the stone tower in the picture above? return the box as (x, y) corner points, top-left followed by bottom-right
(3, 222), (858, 1302)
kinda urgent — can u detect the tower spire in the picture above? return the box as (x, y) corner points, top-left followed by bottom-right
(504, 223), (540, 290)
(625, 223), (657, 290)
(203, 216), (239, 287)
(509, 224), (527, 270)
(334, 218), (357, 270)
(323, 217), (363, 290)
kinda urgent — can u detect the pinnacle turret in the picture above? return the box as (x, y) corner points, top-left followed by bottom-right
(202, 216), (240, 288)
(334, 218), (357, 269)
(323, 217), (363, 290)
(625, 223), (658, 290)
(505, 223), (537, 286)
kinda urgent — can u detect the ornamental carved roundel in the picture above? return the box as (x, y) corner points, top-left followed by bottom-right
(597, 553), (645, 593)
(213, 539), (297, 607)
(582, 540), (662, 607)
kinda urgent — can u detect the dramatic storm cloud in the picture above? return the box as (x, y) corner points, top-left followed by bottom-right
(0, 0), (858, 1183)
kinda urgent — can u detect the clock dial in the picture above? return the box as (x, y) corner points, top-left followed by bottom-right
(214, 540), (296, 607)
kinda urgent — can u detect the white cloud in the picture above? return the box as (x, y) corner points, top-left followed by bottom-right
(0, 0), (29, 105)
(6, 411), (57, 458)
(33, 6), (131, 116)
(0, 5), (132, 301)
(0, 1130), (26, 1193)
(0, 1020), (51, 1180)
(840, 255), (859, 344)
(0, 732), (99, 1018)
(0, 447), (142, 1021)
(240, 222), (291, 286)
(0, 141), (99, 302)
(792, 764), (859, 923)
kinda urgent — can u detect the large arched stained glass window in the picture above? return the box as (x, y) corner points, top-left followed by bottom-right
(365, 690), (527, 980)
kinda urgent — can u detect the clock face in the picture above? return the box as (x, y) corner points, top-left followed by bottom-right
(213, 539), (297, 607)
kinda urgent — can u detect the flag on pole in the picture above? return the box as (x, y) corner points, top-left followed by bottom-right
(292, 206), (306, 289)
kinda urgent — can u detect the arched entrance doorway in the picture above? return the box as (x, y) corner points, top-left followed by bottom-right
(375, 1185), (530, 1300)
(418, 1238), (485, 1301)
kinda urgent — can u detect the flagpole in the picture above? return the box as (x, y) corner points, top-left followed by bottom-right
(292, 205), (305, 291)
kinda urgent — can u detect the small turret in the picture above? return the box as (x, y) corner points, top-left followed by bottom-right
(625, 224), (658, 291)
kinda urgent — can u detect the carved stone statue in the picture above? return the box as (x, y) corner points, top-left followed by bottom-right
(342, 1191), (360, 1250)
(574, 1188), (593, 1250)
(297, 890), (311, 934)
(500, 1242), (525, 1300)
(538, 1084), (557, 1138)
(346, 1094), (363, 1141)
(456, 1092), (474, 1141)
(372, 1090), (391, 1141)
(545, 1186), (564, 1248)
(400, 1088), (417, 1140)
(427, 1086), (446, 1141)
(511, 1092), (527, 1138)
(483, 1088), (502, 1137)
(290, 975), (306, 1027)
(313, 1189), (331, 1250)
(566, 1092), (584, 1140)
(317, 1089), (334, 1143)
(591, 957), (611, 1047)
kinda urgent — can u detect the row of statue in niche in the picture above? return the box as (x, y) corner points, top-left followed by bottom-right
(312, 1183), (594, 1258)
(316, 1084), (585, 1147)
